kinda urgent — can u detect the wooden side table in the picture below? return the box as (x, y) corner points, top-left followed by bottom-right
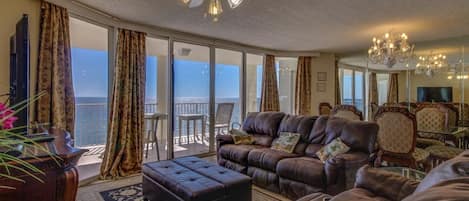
(178, 114), (205, 145)
(0, 128), (87, 201)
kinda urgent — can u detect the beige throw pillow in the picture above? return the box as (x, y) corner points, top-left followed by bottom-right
(271, 132), (301, 153)
(230, 129), (254, 145)
(316, 137), (350, 163)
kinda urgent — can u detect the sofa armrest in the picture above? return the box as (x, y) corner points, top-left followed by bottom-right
(354, 165), (419, 201)
(216, 134), (234, 150)
(324, 151), (371, 194)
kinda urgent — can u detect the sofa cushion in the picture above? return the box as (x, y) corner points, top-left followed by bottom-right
(340, 120), (379, 154)
(330, 188), (390, 201)
(219, 144), (264, 165)
(242, 112), (285, 137)
(251, 134), (274, 146)
(316, 138), (350, 162)
(278, 114), (317, 142)
(277, 157), (326, 187)
(248, 148), (299, 172)
(271, 132), (301, 153)
(308, 116), (329, 144)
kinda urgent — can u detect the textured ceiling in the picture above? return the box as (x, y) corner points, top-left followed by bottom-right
(74, 0), (469, 53)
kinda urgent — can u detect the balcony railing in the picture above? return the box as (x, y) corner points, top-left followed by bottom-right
(76, 102), (239, 148)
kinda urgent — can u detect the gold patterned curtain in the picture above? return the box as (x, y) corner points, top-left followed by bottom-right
(387, 73), (399, 104)
(35, 1), (75, 135)
(334, 58), (341, 105)
(100, 29), (146, 179)
(369, 72), (378, 104)
(294, 56), (312, 115)
(260, 55), (280, 112)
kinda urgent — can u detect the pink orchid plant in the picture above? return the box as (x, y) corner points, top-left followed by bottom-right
(0, 103), (18, 129)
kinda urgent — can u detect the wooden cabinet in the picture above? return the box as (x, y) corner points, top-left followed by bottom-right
(0, 128), (87, 201)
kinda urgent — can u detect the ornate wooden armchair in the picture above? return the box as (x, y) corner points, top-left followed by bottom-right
(331, 105), (363, 121)
(318, 102), (332, 115)
(374, 107), (430, 171)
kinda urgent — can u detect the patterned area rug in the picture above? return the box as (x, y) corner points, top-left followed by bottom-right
(99, 183), (143, 201)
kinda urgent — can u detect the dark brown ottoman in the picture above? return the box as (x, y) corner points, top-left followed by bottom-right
(143, 156), (251, 201)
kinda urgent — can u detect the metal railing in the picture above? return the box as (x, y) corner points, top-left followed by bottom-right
(75, 102), (239, 148)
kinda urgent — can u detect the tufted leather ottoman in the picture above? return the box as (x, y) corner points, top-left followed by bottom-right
(143, 156), (251, 201)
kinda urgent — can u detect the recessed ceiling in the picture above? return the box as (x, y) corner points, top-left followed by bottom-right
(73, 0), (469, 52)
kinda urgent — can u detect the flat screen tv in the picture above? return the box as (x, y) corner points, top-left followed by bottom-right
(9, 14), (29, 133)
(417, 87), (452, 103)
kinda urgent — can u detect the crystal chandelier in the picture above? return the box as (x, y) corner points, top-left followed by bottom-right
(368, 31), (414, 68)
(180, 0), (244, 22)
(415, 52), (448, 77)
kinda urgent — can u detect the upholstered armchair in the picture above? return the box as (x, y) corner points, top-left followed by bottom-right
(331, 105), (363, 121)
(318, 102), (332, 115)
(374, 107), (430, 170)
(415, 104), (447, 148)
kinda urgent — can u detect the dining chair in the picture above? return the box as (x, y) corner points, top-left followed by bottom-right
(374, 107), (430, 171)
(415, 104), (447, 148)
(318, 102), (332, 115)
(331, 105), (363, 121)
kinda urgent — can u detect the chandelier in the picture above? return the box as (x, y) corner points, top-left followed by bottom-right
(180, 0), (244, 22)
(415, 52), (448, 77)
(368, 31), (414, 68)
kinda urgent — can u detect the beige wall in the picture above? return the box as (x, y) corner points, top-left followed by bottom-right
(0, 0), (40, 102)
(310, 53), (336, 115)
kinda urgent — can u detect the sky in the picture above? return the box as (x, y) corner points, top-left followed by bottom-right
(71, 48), (260, 100)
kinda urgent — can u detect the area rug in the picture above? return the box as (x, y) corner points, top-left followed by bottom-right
(99, 183), (143, 201)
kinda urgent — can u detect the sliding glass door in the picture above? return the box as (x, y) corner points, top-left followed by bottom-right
(172, 42), (210, 157)
(215, 48), (242, 132)
(246, 54), (263, 113)
(340, 68), (365, 112)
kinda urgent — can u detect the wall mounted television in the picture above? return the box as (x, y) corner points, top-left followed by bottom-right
(417, 87), (453, 103)
(9, 14), (30, 133)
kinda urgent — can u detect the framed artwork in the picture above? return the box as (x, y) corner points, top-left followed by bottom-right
(317, 72), (327, 81)
(317, 83), (326, 92)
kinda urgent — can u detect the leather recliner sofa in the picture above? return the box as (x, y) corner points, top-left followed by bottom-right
(216, 112), (378, 200)
(298, 150), (469, 201)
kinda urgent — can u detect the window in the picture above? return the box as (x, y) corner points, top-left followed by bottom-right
(276, 57), (298, 114)
(377, 73), (389, 105)
(340, 68), (365, 112)
(145, 37), (169, 161)
(246, 54), (263, 113)
(70, 18), (109, 149)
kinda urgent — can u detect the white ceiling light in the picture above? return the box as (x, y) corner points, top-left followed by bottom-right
(179, 0), (245, 22)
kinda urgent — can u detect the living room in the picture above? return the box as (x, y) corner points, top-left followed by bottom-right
(0, 0), (468, 201)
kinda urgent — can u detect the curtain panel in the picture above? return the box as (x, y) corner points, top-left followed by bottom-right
(334, 58), (341, 105)
(260, 55), (280, 112)
(35, 1), (75, 135)
(294, 56), (312, 115)
(387, 73), (399, 104)
(100, 29), (146, 179)
(369, 72), (378, 104)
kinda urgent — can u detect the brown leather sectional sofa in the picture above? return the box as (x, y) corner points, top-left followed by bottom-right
(298, 150), (469, 201)
(216, 112), (378, 200)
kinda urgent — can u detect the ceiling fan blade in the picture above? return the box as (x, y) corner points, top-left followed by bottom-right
(188, 0), (204, 8)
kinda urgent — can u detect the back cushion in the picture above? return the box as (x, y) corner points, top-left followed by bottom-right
(277, 114), (317, 154)
(242, 112), (285, 137)
(308, 115), (330, 144)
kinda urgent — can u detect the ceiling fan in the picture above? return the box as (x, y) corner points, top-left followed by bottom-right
(179, 0), (245, 22)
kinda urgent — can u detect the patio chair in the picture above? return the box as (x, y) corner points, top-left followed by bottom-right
(208, 103), (235, 136)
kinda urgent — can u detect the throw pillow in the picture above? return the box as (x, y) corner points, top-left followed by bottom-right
(316, 137), (350, 163)
(230, 129), (254, 145)
(270, 132), (301, 153)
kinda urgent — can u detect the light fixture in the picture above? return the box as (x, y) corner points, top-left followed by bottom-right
(227, 0), (244, 8)
(415, 51), (447, 77)
(179, 0), (245, 22)
(368, 31), (414, 68)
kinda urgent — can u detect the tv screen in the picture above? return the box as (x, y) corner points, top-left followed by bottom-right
(417, 87), (453, 103)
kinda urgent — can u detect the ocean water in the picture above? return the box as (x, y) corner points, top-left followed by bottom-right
(74, 97), (243, 147)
